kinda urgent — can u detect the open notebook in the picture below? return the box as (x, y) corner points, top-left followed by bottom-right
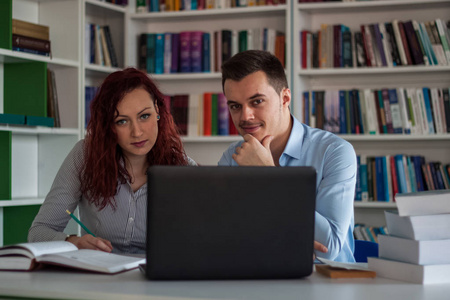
(0, 241), (145, 274)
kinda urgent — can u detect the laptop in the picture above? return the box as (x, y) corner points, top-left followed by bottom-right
(144, 166), (316, 280)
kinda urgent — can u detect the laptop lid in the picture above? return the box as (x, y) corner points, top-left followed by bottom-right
(146, 166), (316, 280)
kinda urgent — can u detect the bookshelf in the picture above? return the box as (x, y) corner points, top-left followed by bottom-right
(125, 0), (291, 165)
(293, 0), (450, 227)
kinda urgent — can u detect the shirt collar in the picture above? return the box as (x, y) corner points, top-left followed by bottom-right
(281, 115), (304, 161)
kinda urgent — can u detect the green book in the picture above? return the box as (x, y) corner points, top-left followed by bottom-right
(239, 30), (247, 53)
(26, 115), (54, 127)
(211, 93), (218, 136)
(0, 131), (12, 200)
(4, 61), (47, 117)
(3, 205), (41, 245)
(0, 113), (25, 125)
(0, 0), (12, 50)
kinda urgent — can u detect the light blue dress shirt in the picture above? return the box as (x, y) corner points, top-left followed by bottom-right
(218, 116), (356, 262)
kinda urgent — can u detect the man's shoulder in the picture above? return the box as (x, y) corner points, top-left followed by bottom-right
(304, 125), (351, 148)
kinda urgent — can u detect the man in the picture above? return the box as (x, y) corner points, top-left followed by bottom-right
(218, 50), (356, 262)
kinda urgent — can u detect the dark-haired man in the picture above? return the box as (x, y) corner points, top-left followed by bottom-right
(218, 50), (356, 262)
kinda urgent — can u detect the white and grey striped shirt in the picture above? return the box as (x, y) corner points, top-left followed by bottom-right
(28, 140), (197, 254)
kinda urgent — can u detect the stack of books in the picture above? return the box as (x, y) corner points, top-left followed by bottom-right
(368, 190), (450, 284)
(12, 19), (51, 57)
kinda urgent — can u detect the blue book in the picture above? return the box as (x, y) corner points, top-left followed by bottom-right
(154, 33), (165, 74)
(381, 156), (389, 201)
(191, 0), (197, 10)
(375, 157), (385, 201)
(202, 32), (210, 72)
(388, 88), (403, 133)
(303, 92), (310, 126)
(422, 88), (435, 134)
(355, 156), (362, 201)
(150, 0), (159, 11)
(90, 23), (95, 63)
(0, 113), (25, 125)
(428, 162), (440, 190)
(146, 33), (156, 74)
(433, 162), (446, 190)
(395, 154), (407, 193)
(360, 155), (369, 201)
(407, 156), (417, 192)
(339, 90), (346, 133)
(12, 47), (49, 56)
(412, 155), (425, 191)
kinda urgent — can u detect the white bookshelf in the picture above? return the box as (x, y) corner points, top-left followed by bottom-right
(293, 0), (450, 226)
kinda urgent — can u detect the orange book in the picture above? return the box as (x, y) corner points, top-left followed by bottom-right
(203, 93), (212, 136)
(316, 264), (376, 279)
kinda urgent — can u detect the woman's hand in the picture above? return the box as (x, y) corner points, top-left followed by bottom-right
(66, 235), (113, 252)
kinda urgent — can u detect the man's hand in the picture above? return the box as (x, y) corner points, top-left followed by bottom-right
(66, 235), (113, 252)
(313, 241), (328, 260)
(232, 134), (275, 166)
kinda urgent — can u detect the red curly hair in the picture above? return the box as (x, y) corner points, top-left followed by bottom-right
(81, 68), (188, 210)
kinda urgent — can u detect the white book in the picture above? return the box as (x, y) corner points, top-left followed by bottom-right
(430, 87), (443, 133)
(188, 94), (200, 137)
(94, 24), (104, 66)
(402, 155), (412, 193)
(0, 241), (145, 274)
(435, 18), (450, 64)
(392, 20), (408, 65)
(364, 89), (379, 134)
(324, 91), (332, 132)
(385, 210), (450, 241)
(231, 30), (238, 57)
(247, 29), (254, 51)
(368, 257), (450, 284)
(378, 23), (393, 67)
(394, 189), (450, 216)
(378, 235), (450, 265)
(164, 33), (172, 74)
(416, 88), (430, 134)
(396, 88), (412, 134)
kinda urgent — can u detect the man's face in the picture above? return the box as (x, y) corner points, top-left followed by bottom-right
(224, 71), (290, 142)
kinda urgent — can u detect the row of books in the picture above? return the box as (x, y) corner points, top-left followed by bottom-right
(138, 28), (285, 74)
(300, 18), (450, 69)
(302, 87), (450, 135)
(85, 23), (119, 68)
(136, 0), (285, 12)
(353, 224), (387, 243)
(299, 0), (372, 2)
(11, 19), (51, 57)
(355, 154), (450, 203)
(165, 93), (239, 136)
(138, 31), (210, 74)
(368, 191), (450, 284)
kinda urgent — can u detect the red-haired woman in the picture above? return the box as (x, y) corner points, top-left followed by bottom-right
(28, 68), (196, 254)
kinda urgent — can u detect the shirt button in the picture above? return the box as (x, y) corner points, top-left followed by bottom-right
(129, 217), (134, 222)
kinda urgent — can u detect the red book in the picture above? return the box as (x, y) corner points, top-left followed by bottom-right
(300, 30), (310, 69)
(390, 156), (399, 200)
(360, 25), (374, 67)
(228, 111), (238, 135)
(203, 93), (212, 136)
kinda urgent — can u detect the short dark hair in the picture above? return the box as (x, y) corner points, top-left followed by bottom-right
(221, 50), (288, 95)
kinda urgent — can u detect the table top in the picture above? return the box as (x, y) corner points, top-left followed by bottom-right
(0, 267), (449, 300)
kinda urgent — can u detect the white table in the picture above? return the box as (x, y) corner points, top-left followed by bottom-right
(0, 267), (449, 300)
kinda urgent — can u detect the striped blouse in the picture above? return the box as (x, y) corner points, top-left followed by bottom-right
(28, 140), (197, 254)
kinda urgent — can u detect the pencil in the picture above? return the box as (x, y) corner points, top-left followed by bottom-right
(65, 210), (96, 237)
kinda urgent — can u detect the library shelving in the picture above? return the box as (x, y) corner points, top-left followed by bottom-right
(293, 0), (450, 227)
(126, 0), (291, 165)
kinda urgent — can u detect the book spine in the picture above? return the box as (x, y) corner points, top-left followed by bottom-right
(170, 33), (180, 73)
(179, 31), (192, 73)
(12, 34), (50, 53)
(217, 93), (229, 135)
(202, 32), (210, 72)
(103, 26), (118, 67)
(154, 33), (165, 74)
(146, 33), (156, 74)
(190, 31), (203, 73)
(403, 21), (425, 65)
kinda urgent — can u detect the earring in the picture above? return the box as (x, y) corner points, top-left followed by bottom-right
(157, 115), (160, 120)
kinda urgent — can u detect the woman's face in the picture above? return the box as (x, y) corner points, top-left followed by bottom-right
(114, 88), (159, 161)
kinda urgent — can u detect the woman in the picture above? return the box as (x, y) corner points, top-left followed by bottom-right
(28, 68), (196, 254)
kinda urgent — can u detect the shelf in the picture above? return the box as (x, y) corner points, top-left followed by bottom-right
(0, 49), (79, 68)
(0, 198), (45, 207)
(182, 136), (242, 143)
(297, 0), (450, 13)
(0, 125), (79, 136)
(354, 201), (397, 209)
(339, 134), (450, 142)
(298, 65), (450, 76)
(85, 64), (121, 75)
(85, 0), (127, 13)
(130, 5), (287, 20)
(150, 72), (222, 80)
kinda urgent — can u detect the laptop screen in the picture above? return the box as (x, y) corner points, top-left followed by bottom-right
(146, 166), (316, 280)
